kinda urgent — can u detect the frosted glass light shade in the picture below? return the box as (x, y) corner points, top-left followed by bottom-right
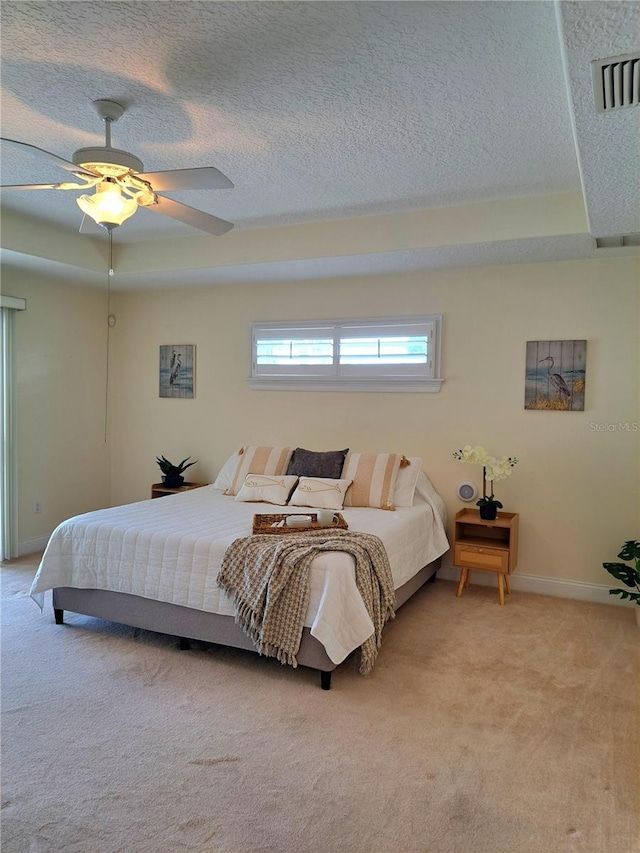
(77, 181), (138, 228)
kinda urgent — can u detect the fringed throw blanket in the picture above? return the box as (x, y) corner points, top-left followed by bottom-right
(217, 529), (395, 674)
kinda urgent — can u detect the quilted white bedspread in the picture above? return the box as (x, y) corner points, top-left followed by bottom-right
(30, 487), (449, 664)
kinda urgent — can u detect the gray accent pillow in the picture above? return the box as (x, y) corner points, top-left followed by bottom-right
(286, 448), (349, 479)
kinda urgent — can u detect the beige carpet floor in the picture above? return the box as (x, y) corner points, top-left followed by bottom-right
(1, 556), (638, 853)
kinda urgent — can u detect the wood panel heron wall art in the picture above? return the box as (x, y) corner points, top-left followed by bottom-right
(525, 340), (586, 411)
(159, 345), (195, 398)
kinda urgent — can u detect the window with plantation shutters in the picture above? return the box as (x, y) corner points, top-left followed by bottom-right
(249, 316), (442, 392)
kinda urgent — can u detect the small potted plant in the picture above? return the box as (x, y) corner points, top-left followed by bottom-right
(453, 445), (519, 521)
(475, 493), (504, 521)
(603, 540), (640, 626)
(156, 455), (197, 489)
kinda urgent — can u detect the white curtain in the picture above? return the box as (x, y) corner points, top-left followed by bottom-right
(1, 295), (26, 561)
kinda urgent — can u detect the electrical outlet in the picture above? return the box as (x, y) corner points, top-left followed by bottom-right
(33, 500), (41, 514)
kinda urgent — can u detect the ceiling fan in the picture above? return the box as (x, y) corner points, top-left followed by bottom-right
(0, 99), (234, 235)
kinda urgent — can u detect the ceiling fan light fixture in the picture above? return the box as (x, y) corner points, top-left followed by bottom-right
(135, 187), (156, 208)
(72, 146), (144, 176)
(2, 97), (234, 235)
(77, 179), (138, 228)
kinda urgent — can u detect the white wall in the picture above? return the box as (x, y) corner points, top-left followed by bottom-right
(108, 255), (639, 587)
(6, 268), (111, 551)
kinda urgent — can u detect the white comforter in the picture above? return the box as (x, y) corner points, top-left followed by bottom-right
(30, 486), (449, 664)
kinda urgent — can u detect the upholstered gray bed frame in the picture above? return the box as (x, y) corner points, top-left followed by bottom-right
(52, 558), (440, 689)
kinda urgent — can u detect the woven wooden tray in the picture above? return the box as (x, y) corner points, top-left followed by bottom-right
(252, 512), (348, 535)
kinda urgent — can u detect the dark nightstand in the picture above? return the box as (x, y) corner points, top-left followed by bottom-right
(151, 482), (209, 499)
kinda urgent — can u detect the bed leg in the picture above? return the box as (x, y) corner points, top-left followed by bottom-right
(54, 608), (64, 625)
(178, 637), (191, 651)
(320, 671), (332, 690)
(428, 572), (437, 583)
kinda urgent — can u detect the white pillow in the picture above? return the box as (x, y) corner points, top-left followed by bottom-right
(212, 451), (242, 491)
(393, 457), (422, 507)
(414, 471), (448, 526)
(289, 477), (352, 510)
(234, 474), (299, 505)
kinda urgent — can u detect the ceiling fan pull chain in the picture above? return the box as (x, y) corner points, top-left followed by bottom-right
(104, 229), (113, 444)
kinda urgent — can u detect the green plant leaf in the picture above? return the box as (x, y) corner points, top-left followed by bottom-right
(618, 541), (640, 562)
(476, 497), (502, 508)
(608, 589), (640, 604)
(156, 455), (178, 474)
(608, 589), (628, 599)
(603, 562), (640, 588)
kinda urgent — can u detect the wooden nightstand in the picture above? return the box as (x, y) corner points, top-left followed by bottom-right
(453, 509), (519, 606)
(151, 482), (208, 499)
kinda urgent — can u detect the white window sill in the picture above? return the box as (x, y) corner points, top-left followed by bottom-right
(248, 377), (443, 393)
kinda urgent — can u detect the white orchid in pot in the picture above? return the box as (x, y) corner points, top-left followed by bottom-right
(453, 445), (519, 520)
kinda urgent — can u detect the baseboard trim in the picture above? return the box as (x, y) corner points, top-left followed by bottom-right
(18, 536), (49, 558)
(437, 561), (634, 609)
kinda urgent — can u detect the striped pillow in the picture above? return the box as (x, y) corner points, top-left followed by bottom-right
(225, 446), (293, 496)
(342, 452), (402, 511)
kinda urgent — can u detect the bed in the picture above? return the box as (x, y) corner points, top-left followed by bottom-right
(30, 464), (449, 689)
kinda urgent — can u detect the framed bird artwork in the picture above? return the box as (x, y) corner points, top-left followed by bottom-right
(159, 344), (195, 398)
(524, 340), (586, 411)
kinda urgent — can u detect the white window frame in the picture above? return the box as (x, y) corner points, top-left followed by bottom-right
(1, 294), (26, 560)
(249, 315), (442, 392)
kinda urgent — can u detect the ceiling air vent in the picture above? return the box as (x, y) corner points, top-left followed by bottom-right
(592, 53), (640, 113)
(594, 234), (640, 249)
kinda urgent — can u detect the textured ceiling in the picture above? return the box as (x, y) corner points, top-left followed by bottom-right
(0, 0), (638, 288)
(558, 1), (640, 236)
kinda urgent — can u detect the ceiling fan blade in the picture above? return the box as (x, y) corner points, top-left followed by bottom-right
(1, 182), (64, 190)
(137, 166), (233, 191)
(1, 137), (95, 176)
(150, 195), (234, 236)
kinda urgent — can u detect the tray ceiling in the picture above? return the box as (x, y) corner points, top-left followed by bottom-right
(1, 1), (638, 289)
